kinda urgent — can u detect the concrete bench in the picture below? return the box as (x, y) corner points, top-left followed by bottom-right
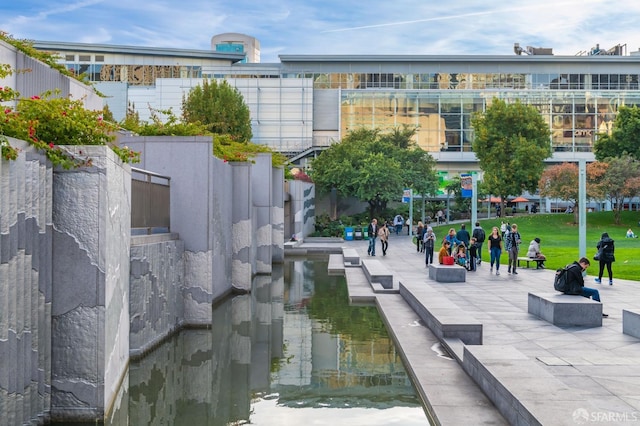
(463, 345), (573, 426)
(528, 292), (602, 327)
(342, 248), (361, 266)
(362, 259), (393, 289)
(428, 263), (466, 282)
(623, 309), (640, 339)
(517, 257), (541, 268)
(399, 281), (482, 345)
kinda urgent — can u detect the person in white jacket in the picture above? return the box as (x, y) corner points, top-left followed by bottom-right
(526, 237), (546, 269)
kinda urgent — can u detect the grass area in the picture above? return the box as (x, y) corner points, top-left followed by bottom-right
(431, 211), (640, 281)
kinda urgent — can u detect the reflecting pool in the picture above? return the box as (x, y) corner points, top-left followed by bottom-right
(112, 258), (430, 425)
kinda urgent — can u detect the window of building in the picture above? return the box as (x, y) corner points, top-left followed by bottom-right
(79, 55), (91, 62)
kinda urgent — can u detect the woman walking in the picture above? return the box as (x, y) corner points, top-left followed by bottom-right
(416, 221), (424, 252)
(378, 223), (390, 256)
(595, 232), (615, 285)
(487, 226), (503, 275)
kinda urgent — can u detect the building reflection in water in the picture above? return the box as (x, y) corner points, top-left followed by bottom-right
(120, 259), (429, 425)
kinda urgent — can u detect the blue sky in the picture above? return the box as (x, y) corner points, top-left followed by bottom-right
(2, 0), (640, 62)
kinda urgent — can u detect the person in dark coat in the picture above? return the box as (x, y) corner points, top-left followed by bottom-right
(595, 232), (615, 285)
(456, 223), (470, 248)
(564, 257), (608, 317)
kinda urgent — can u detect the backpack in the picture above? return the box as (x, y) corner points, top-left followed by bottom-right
(554, 264), (581, 294)
(474, 228), (485, 243)
(553, 267), (570, 293)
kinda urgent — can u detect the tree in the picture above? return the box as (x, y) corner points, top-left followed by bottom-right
(599, 155), (640, 224)
(472, 98), (552, 215)
(594, 106), (640, 161)
(182, 79), (252, 142)
(538, 162), (607, 223)
(310, 128), (438, 219)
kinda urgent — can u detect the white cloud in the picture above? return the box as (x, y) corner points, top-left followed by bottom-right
(3, 0), (640, 61)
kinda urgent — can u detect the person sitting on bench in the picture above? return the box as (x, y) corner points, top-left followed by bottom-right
(526, 237), (546, 269)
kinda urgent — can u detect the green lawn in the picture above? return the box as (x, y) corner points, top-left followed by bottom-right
(431, 211), (640, 280)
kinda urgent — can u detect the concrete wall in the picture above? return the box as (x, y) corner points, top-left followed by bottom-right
(120, 136), (286, 302)
(129, 234), (185, 357)
(1, 133), (287, 423)
(272, 167), (285, 263)
(50, 146), (131, 422)
(288, 180), (316, 241)
(252, 154), (273, 274)
(0, 138), (52, 426)
(119, 135), (234, 319)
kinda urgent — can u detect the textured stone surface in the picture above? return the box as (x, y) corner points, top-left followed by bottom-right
(0, 138), (52, 425)
(3, 133), (285, 423)
(51, 146), (130, 422)
(129, 237), (184, 355)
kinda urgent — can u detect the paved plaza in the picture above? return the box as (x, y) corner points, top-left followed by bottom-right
(292, 232), (640, 425)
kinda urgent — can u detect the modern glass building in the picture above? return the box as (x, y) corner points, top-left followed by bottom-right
(33, 39), (640, 173)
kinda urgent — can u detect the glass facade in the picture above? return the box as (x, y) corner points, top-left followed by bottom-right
(65, 61), (203, 85)
(324, 71), (640, 154)
(47, 43), (640, 157)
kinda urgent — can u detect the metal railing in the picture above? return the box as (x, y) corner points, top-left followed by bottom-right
(131, 167), (171, 234)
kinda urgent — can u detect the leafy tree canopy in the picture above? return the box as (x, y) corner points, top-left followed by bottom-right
(310, 127), (438, 218)
(594, 106), (640, 161)
(599, 155), (640, 224)
(472, 98), (552, 212)
(538, 161), (607, 223)
(182, 79), (252, 142)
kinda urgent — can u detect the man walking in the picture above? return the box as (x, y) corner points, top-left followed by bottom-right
(367, 218), (378, 256)
(506, 223), (521, 274)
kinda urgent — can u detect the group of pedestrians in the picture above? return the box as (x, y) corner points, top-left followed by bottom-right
(365, 216), (616, 313)
(363, 216), (616, 318)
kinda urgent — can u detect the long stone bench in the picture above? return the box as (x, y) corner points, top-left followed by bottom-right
(528, 292), (602, 327)
(428, 263), (466, 282)
(362, 259), (393, 289)
(623, 309), (640, 339)
(400, 281), (482, 345)
(463, 345), (578, 425)
(342, 248), (361, 266)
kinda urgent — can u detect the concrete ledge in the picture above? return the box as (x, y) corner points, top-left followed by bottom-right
(400, 281), (482, 345)
(463, 345), (575, 426)
(344, 267), (376, 305)
(328, 254), (345, 275)
(131, 232), (180, 246)
(528, 292), (602, 327)
(342, 248), (361, 266)
(623, 309), (640, 339)
(428, 263), (466, 282)
(362, 259), (393, 289)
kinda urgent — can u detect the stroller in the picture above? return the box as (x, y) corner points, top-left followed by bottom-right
(453, 243), (468, 269)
